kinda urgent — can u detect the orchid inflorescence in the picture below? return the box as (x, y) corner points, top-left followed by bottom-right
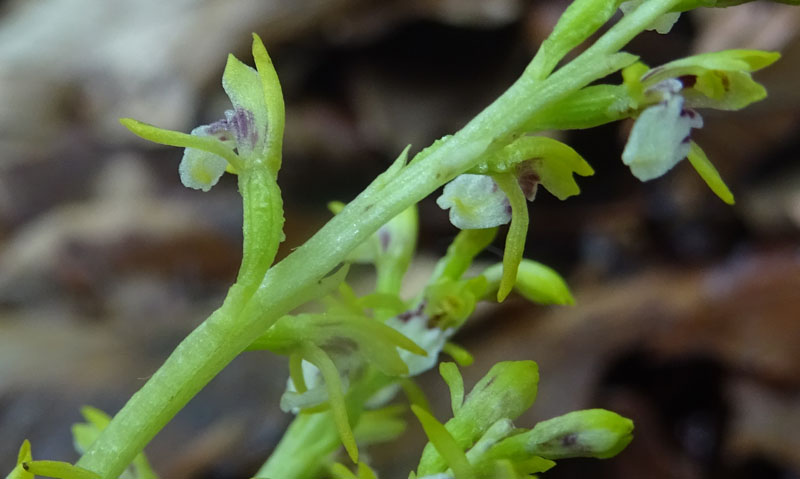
(6, 0), (793, 477)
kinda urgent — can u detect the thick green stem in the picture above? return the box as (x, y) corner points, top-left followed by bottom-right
(76, 2), (678, 476)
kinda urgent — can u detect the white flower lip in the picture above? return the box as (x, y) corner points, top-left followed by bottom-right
(436, 174), (512, 229)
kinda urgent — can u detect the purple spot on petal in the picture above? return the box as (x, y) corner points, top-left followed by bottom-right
(681, 135), (691, 144)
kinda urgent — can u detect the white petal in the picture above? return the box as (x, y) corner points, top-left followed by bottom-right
(436, 174), (511, 229)
(622, 94), (702, 181)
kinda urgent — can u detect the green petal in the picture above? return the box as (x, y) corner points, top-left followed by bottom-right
(24, 461), (100, 479)
(442, 342), (474, 367)
(252, 33), (286, 174)
(356, 462), (378, 479)
(8, 440), (34, 479)
(439, 362), (465, 417)
(302, 343), (359, 463)
(330, 463), (359, 479)
(640, 50), (779, 111)
(687, 142), (735, 204)
(412, 405), (475, 479)
(221, 53), (269, 157)
(474, 136), (594, 201)
(644, 50), (780, 81)
(683, 70), (767, 110)
(120, 118), (241, 170)
(493, 173), (529, 302)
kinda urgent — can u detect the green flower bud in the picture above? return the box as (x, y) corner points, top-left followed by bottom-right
(526, 409), (634, 459)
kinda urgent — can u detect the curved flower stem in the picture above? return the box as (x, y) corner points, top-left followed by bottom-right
(76, 1), (679, 476)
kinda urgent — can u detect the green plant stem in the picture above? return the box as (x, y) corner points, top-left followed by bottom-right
(76, 1), (678, 476)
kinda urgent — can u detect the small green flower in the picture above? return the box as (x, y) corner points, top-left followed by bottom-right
(621, 49), (779, 202)
(121, 34), (285, 191)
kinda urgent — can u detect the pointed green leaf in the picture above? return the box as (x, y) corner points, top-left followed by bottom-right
(412, 405), (475, 479)
(687, 142), (734, 204)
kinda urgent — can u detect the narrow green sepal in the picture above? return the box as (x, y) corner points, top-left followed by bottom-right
(302, 343), (359, 463)
(221, 52), (269, 158)
(442, 342), (474, 367)
(439, 362), (465, 417)
(119, 118), (241, 171)
(24, 462), (100, 479)
(251, 33), (286, 174)
(7, 440), (34, 479)
(687, 142), (734, 204)
(493, 173), (528, 302)
(641, 49), (779, 111)
(411, 405), (475, 479)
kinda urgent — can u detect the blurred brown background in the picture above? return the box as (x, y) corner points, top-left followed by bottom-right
(1, 0), (799, 478)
